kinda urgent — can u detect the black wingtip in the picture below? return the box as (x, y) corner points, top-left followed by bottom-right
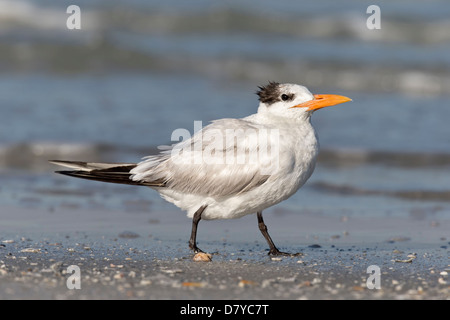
(54, 171), (90, 180)
(55, 170), (76, 176)
(54, 168), (166, 188)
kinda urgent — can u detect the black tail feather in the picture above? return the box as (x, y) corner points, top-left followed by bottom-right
(55, 166), (166, 187)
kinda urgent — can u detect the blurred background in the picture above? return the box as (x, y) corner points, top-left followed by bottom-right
(0, 0), (449, 222)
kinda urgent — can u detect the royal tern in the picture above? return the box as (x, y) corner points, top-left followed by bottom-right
(51, 82), (351, 255)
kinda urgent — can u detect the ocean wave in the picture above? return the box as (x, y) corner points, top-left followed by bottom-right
(2, 1), (450, 44)
(312, 181), (450, 202)
(1, 39), (449, 95)
(1, 1), (449, 95)
(1, 142), (450, 171)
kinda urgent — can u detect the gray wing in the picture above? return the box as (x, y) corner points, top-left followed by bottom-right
(130, 119), (279, 197)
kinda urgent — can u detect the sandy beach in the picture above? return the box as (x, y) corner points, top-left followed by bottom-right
(0, 205), (448, 300)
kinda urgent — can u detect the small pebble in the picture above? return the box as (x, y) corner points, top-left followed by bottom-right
(118, 231), (140, 239)
(238, 279), (257, 288)
(113, 273), (124, 280)
(193, 252), (212, 262)
(271, 257), (282, 261)
(182, 282), (206, 287)
(140, 279), (152, 286)
(387, 236), (411, 243)
(20, 248), (40, 253)
(161, 268), (183, 274)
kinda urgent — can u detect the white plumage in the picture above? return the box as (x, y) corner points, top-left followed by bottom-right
(131, 116), (318, 220)
(51, 82), (351, 255)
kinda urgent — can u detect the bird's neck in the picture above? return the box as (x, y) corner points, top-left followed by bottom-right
(244, 112), (318, 156)
(246, 111), (313, 129)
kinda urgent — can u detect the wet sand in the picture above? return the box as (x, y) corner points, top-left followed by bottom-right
(0, 206), (448, 300)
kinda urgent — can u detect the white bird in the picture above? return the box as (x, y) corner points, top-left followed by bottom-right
(50, 82), (351, 255)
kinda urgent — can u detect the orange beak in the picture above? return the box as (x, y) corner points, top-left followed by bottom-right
(291, 94), (352, 111)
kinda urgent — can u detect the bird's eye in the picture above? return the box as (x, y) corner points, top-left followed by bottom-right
(281, 94), (289, 101)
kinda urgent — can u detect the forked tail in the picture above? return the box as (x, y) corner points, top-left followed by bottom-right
(49, 160), (165, 187)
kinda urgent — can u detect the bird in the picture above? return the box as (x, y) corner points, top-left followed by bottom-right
(50, 82), (351, 256)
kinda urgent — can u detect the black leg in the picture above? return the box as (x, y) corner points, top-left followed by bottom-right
(257, 211), (301, 256)
(189, 205), (207, 253)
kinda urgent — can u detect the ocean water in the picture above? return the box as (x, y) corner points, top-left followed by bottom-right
(0, 0), (449, 222)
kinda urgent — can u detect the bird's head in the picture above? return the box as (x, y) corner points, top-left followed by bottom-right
(256, 82), (351, 121)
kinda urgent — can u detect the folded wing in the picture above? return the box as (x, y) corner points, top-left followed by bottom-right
(130, 119), (278, 197)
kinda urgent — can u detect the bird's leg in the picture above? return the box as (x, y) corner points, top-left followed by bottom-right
(189, 205), (207, 253)
(257, 211), (296, 256)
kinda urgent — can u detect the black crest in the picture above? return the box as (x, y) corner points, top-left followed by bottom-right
(256, 81), (281, 105)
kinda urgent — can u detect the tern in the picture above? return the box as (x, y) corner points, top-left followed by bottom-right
(51, 82), (351, 256)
